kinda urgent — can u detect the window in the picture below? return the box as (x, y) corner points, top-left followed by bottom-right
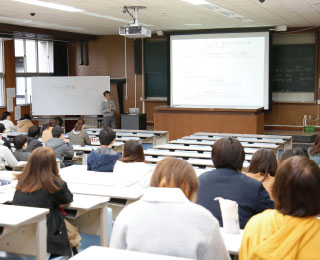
(0, 40), (4, 107)
(15, 39), (54, 105)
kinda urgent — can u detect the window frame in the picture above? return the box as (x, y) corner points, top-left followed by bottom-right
(15, 39), (54, 106)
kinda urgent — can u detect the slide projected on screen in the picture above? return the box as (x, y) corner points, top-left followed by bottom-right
(170, 32), (269, 109)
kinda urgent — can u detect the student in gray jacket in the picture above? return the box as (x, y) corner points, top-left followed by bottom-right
(26, 126), (43, 152)
(45, 126), (74, 168)
(69, 119), (91, 146)
(13, 135), (31, 161)
(100, 91), (116, 129)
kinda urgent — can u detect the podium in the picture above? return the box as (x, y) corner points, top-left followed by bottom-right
(121, 113), (146, 130)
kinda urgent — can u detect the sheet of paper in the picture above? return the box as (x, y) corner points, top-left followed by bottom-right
(14, 106), (21, 121)
(6, 88), (16, 98)
(7, 98), (13, 112)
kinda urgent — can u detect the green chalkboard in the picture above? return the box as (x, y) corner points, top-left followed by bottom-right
(144, 38), (168, 98)
(271, 44), (315, 92)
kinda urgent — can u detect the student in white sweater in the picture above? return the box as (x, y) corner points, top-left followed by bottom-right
(110, 157), (230, 260)
(0, 136), (18, 170)
(112, 140), (153, 189)
(0, 111), (15, 133)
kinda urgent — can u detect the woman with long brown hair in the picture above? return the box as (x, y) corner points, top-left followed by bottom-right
(110, 157), (230, 260)
(12, 147), (73, 258)
(112, 140), (153, 188)
(69, 118), (91, 146)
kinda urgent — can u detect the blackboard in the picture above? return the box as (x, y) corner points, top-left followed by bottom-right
(271, 44), (315, 92)
(144, 38), (168, 97)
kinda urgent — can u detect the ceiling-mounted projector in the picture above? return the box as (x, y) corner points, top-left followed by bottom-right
(119, 6), (151, 38)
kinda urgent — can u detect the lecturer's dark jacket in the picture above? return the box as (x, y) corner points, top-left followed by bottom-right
(12, 181), (73, 256)
(197, 168), (274, 229)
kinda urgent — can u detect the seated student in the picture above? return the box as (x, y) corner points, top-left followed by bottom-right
(45, 126), (74, 168)
(26, 126), (43, 152)
(42, 116), (63, 132)
(197, 137), (274, 229)
(239, 156), (320, 260)
(12, 147), (74, 258)
(42, 118), (56, 143)
(0, 111), (15, 133)
(87, 127), (121, 172)
(69, 119), (91, 146)
(17, 114), (33, 132)
(113, 140), (153, 188)
(246, 149), (277, 199)
(0, 135), (18, 170)
(280, 147), (309, 164)
(13, 135), (31, 161)
(0, 123), (12, 151)
(307, 133), (320, 165)
(110, 158), (230, 260)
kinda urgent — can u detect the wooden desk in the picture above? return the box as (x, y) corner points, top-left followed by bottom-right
(154, 106), (264, 140)
(0, 204), (48, 260)
(70, 246), (195, 260)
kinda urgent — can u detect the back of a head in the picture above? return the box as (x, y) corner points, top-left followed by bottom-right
(74, 119), (85, 131)
(47, 119), (57, 129)
(248, 149), (277, 178)
(28, 126), (40, 138)
(272, 156), (320, 217)
(14, 135), (28, 150)
(280, 147), (308, 164)
(55, 116), (63, 127)
(99, 127), (116, 146)
(16, 147), (60, 193)
(120, 140), (144, 163)
(150, 157), (199, 201)
(211, 137), (245, 171)
(309, 133), (320, 156)
(1, 111), (10, 121)
(52, 126), (64, 138)
(0, 123), (5, 134)
(22, 114), (32, 121)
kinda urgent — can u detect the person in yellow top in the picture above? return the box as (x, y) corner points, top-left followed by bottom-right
(239, 155), (320, 260)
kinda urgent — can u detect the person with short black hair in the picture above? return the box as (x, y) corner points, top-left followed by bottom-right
(240, 156), (320, 260)
(26, 126), (42, 152)
(100, 90), (116, 129)
(0, 111), (15, 133)
(197, 137), (274, 229)
(55, 116), (63, 127)
(13, 135), (31, 161)
(0, 123), (12, 151)
(246, 149), (277, 199)
(45, 126), (74, 168)
(17, 114), (33, 132)
(113, 140), (153, 188)
(87, 127), (121, 172)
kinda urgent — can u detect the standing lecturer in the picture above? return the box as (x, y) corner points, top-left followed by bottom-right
(101, 90), (116, 129)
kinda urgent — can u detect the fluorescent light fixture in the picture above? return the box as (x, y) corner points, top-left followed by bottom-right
(13, 0), (84, 12)
(181, 0), (253, 22)
(0, 15), (83, 30)
(184, 23), (202, 26)
(182, 0), (209, 5)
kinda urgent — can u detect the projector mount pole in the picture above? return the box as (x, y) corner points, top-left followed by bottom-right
(123, 6), (146, 26)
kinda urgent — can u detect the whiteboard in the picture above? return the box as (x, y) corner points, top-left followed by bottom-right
(31, 76), (110, 115)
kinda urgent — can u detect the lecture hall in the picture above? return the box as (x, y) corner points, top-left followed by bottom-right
(0, 0), (320, 260)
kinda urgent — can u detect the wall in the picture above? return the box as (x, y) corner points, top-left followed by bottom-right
(68, 35), (166, 127)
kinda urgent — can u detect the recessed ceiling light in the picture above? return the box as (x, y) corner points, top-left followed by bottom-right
(182, 0), (209, 5)
(13, 0), (84, 12)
